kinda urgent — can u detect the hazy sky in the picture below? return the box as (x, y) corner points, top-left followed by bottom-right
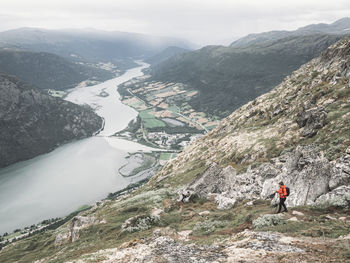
(1, 0), (350, 45)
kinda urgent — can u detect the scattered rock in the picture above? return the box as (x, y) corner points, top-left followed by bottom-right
(199, 210), (210, 216)
(225, 230), (304, 262)
(83, 236), (227, 263)
(153, 227), (177, 238)
(292, 211), (305, 216)
(177, 230), (192, 241)
(151, 208), (164, 217)
(214, 195), (236, 210)
(325, 215), (337, 220)
(287, 217), (299, 222)
(339, 217), (347, 221)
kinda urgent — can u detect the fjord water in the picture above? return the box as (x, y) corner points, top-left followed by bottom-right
(0, 62), (152, 234)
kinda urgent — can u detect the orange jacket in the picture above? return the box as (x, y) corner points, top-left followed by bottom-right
(277, 185), (287, 198)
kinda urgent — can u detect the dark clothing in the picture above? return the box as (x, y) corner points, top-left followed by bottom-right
(277, 197), (288, 213)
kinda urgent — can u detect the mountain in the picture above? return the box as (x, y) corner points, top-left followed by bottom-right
(230, 17), (350, 48)
(1, 36), (350, 263)
(0, 74), (103, 168)
(0, 49), (114, 90)
(0, 28), (193, 63)
(144, 46), (190, 65)
(150, 33), (344, 117)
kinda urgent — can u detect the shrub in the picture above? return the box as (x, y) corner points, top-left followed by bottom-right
(253, 214), (285, 229)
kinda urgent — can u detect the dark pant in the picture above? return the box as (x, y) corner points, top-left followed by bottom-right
(278, 198), (287, 213)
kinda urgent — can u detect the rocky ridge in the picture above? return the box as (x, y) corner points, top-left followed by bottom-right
(0, 74), (103, 167)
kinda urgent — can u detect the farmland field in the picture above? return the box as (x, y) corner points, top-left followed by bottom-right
(140, 110), (166, 128)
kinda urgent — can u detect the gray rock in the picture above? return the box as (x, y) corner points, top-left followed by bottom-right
(261, 146), (331, 207)
(183, 145), (350, 210)
(292, 211), (305, 216)
(54, 216), (99, 246)
(315, 185), (350, 208)
(329, 155), (350, 190)
(296, 107), (327, 137)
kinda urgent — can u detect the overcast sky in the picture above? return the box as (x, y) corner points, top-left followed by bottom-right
(1, 0), (349, 45)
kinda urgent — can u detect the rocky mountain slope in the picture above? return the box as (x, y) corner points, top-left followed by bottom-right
(150, 18), (350, 117)
(0, 74), (103, 167)
(0, 49), (114, 90)
(1, 37), (350, 263)
(156, 36), (350, 209)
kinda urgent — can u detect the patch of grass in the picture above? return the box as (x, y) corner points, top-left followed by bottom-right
(160, 152), (172, 161)
(139, 110), (166, 128)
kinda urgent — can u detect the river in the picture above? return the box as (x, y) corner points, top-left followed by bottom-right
(0, 62), (154, 235)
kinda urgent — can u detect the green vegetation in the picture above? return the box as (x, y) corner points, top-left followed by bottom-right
(0, 50), (114, 90)
(150, 34), (342, 117)
(160, 152), (172, 160)
(139, 110), (166, 129)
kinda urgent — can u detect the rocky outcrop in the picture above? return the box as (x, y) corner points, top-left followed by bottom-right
(0, 74), (103, 167)
(296, 107), (327, 137)
(55, 216), (103, 246)
(315, 185), (350, 208)
(181, 145), (350, 209)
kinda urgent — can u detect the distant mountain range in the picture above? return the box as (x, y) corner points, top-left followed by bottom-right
(0, 49), (114, 90)
(230, 17), (350, 47)
(149, 18), (350, 117)
(0, 74), (103, 168)
(0, 28), (193, 63)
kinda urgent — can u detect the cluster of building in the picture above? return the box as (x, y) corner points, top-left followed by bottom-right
(147, 132), (202, 149)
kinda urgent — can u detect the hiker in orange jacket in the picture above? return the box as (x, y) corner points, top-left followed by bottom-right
(276, 181), (288, 213)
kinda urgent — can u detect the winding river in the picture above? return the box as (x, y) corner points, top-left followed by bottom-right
(0, 62), (154, 234)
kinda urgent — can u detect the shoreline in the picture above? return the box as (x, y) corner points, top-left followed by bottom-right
(0, 62), (163, 244)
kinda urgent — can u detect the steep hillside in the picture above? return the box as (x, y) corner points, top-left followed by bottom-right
(0, 28), (193, 63)
(151, 34), (343, 117)
(1, 37), (350, 263)
(0, 74), (103, 167)
(155, 36), (350, 204)
(150, 18), (350, 118)
(0, 50), (114, 90)
(144, 46), (189, 65)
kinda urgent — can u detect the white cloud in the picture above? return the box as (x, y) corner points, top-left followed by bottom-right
(0, 0), (349, 45)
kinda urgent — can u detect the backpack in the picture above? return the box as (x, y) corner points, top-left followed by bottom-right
(286, 187), (290, 197)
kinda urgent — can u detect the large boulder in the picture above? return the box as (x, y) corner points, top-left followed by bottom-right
(315, 185), (350, 208)
(54, 216), (102, 246)
(329, 154), (350, 190)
